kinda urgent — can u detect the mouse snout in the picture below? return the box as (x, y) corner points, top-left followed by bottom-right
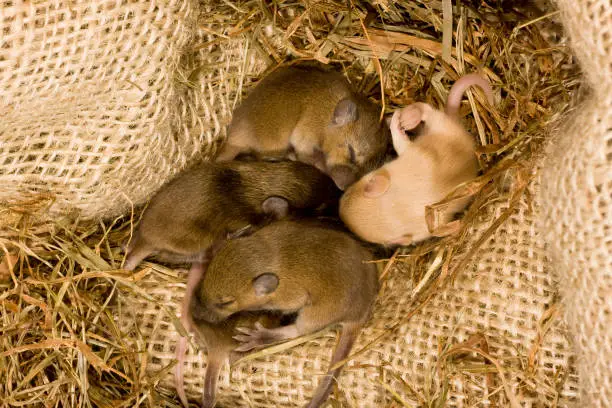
(191, 298), (233, 324)
(329, 164), (357, 190)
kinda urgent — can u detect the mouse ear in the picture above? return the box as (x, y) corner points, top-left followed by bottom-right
(252, 273), (279, 296)
(363, 169), (391, 198)
(330, 97), (358, 127)
(262, 196), (290, 219)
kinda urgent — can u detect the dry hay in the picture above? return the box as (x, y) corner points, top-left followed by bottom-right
(0, 0), (584, 407)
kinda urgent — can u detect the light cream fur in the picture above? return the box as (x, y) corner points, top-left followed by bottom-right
(340, 101), (478, 245)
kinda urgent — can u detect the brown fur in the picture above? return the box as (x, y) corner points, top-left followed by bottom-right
(217, 65), (390, 190)
(123, 160), (340, 271)
(195, 219), (379, 408)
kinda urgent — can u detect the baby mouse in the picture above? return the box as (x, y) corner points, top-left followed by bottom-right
(175, 262), (284, 408)
(216, 65), (390, 190)
(123, 160), (341, 271)
(193, 219), (379, 408)
(339, 73), (494, 246)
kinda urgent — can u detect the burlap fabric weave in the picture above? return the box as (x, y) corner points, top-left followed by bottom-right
(120, 173), (578, 406)
(3, 0), (606, 406)
(113, 0), (586, 406)
(0, 0), (230, 219)
(117, 4), (582, 403)
(536, 1), (612, 406)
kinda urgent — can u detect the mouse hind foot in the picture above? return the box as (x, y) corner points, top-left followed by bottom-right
(122, 240), (153, 271)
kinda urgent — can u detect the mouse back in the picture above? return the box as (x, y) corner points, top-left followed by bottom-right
(223, 65), (390, 190)
(123, 160), (342, 270)
(197, 219), (378, 325)
(233, 160), (342, 216)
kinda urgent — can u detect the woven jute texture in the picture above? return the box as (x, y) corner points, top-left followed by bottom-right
(117, 1), (581, 406)
(2, 0), (596, 406)
(120, 172), (579, 406)
(537, 1), (612, 406)
(0, 0), (230, 220)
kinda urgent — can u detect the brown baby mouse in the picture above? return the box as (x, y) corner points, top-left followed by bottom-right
(216, 65), (390, 190)
(340, 73), (494, 246)
(175, 262), (284, 408)
(123, 160), (341, 271)
(193, 219), (379, 408)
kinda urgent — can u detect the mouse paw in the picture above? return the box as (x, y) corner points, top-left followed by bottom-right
(398, 103), (426, 131)
(233, 322), (278, 352)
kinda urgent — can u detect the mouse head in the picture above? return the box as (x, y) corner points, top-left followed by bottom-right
(322, 95), (390, 190)
(195, 236), (285, 324)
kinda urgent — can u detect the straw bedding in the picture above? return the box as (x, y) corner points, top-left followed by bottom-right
(1, 0), (608, 407)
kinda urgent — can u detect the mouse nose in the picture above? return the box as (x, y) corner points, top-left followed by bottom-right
(329, 165), (357, 190)
(191, 301), (227, 324)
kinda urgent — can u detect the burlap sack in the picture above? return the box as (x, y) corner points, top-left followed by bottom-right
(536, 1), (612, 406)
(113, 1), (583, 406)
(3, 0), (598, 406)
(120, 166), (579, 406)
(0, 0), (221, 220)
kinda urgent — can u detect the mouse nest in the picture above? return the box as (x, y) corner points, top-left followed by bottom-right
(0, 1), (585, 407)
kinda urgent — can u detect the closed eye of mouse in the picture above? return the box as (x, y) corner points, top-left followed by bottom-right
(214, 298), (236, 309)
(348, 144), (356, 164)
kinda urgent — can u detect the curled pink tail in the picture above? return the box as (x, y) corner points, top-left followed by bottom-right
(446, 73), (494, 117)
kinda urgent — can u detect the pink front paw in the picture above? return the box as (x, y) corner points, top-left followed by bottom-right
(390, 103), (432, 154)
(397, 103), (425, 131)
(233, 322), (277, 352)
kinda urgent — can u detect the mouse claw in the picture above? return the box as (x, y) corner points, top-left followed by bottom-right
(233, 343), (254, 353)
(232, 333), (254, 342)
(234, 326), (254, 335)
(398, 103), (426, 131)
(233, 335), (261, 352)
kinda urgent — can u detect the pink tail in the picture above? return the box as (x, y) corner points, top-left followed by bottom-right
(175, 262), (209, 407)
(446, 73), (494, 117)
(305, 323), (362, 408)
(175, 336), (190, 407)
